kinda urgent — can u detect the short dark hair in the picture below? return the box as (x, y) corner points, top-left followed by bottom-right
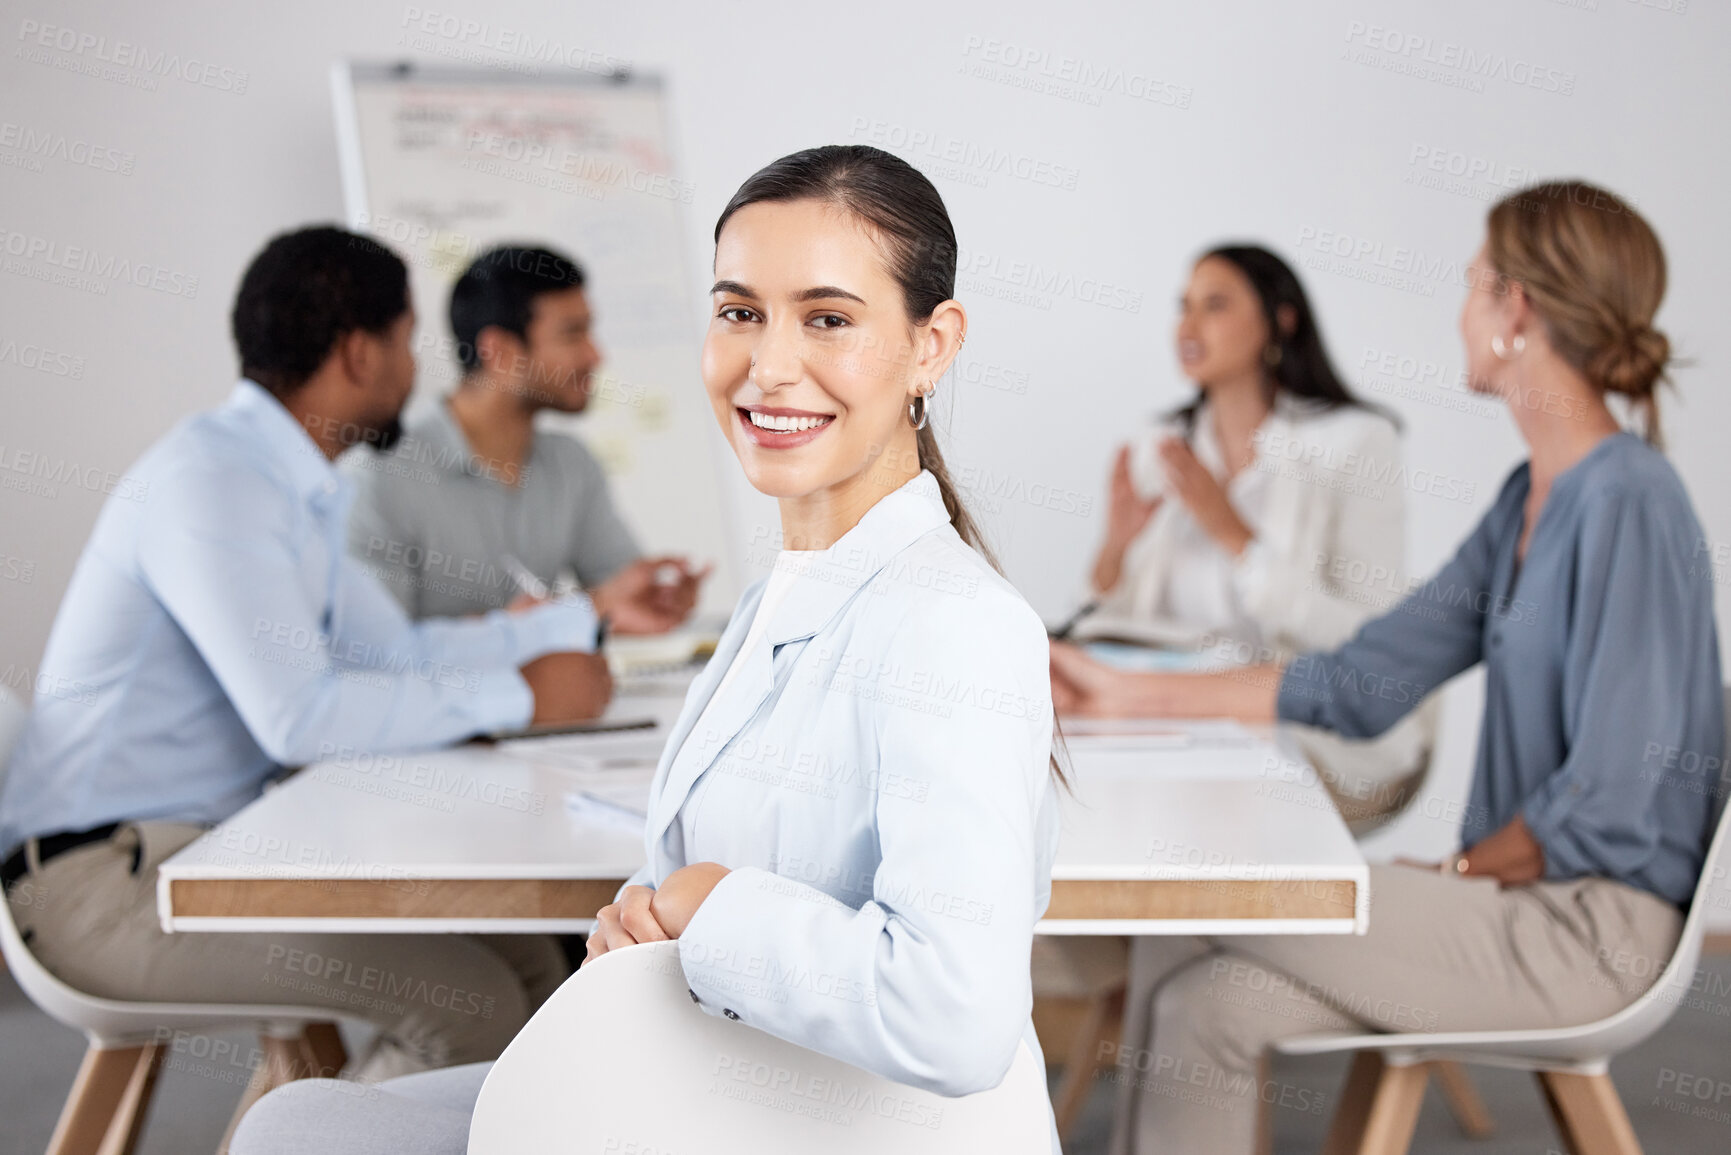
(449, 245), (587, 373)
(231, 225), (409, 398)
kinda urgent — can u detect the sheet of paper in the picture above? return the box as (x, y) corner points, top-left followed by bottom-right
(1059, 718), (1257, 748)
(502, 731), (668, 772)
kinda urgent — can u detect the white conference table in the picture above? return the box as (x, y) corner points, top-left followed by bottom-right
(156, 687), (1369, 938)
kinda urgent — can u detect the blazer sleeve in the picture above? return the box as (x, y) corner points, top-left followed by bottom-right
(674, 586), (1053, 1097)
(1233, 413), (1408, 652)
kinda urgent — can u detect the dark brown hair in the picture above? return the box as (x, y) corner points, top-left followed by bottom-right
(715, 144), (1070, 789)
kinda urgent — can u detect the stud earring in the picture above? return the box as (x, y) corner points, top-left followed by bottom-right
(1491, 334), (1526, 361)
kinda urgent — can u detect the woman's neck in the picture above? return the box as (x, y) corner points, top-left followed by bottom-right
(776, 439), (922, 551)
(1504, 359), (1623, 491)
(1202, 371), (1272, 472)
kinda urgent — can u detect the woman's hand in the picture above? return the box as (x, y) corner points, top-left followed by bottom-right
(1107, 445), (1162, 547)
(1050, 641), (1143, 717)
(1093, 447), (1164, 595)
(648, 862), (732, 939)
(583, 885), (669, 965)
(1158, 438), (1254, 557)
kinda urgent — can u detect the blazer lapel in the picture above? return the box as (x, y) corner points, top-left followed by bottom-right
(642, 470), (953, 857)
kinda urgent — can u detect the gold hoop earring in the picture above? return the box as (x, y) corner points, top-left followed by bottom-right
(1262, 343), (1283, 369)
(1491, 334), (1526, 361)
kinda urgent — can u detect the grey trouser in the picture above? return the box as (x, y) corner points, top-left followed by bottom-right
(1107, 863), (1683, 1154)
(7, 822), (566, 1080)
(231, 1063), (492, 1154)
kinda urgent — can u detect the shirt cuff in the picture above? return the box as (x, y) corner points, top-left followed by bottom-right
(1520, 786), (1588, 879)
(1275, 654), (1328, 727)
(498, 599), (599, 664)
(472, 666), (535, 734)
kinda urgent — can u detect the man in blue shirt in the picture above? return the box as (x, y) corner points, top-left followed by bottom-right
(0, 226), (609, 1078)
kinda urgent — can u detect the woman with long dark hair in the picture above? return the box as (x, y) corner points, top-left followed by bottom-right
(234, 144), (1066, 1153)
(1080, 244), (1430, 830)
(1089, 244), (1404, 658)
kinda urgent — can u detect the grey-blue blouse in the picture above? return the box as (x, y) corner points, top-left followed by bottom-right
(1279, 432), (1724, 908)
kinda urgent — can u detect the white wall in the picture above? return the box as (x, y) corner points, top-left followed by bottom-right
(2, 0), (1726, 858)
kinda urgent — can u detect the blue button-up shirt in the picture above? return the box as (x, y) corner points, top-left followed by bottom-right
(1280, 433), (1724, 907)
(0, 380), (596, 854)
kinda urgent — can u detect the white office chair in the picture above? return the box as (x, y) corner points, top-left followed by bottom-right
(0, 686), (346, 1155)
(1271, 687), (1731, 1155)
(467, 939), (1055, 1154)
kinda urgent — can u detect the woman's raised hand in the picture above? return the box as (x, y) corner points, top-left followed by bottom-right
(1106, 444), (1162, 548)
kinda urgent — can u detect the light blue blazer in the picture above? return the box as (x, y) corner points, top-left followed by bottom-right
(626, 471), (1061, 1112)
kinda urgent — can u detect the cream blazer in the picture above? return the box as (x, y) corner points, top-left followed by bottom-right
(625, 472), (1062, 1124)
(1099, 397), (1408, 655)
(1097, 398), (1437, 823)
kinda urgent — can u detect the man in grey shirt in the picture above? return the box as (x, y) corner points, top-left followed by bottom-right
(345, 244), (708, 630)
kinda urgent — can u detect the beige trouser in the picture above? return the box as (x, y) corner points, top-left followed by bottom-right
(6, 822), (567, 1081)
(1106, 863), (1684, 1154)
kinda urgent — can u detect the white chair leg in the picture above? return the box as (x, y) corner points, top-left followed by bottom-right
(47, 1042), (164, 1155)
(1537, 1070), (1643, 1155)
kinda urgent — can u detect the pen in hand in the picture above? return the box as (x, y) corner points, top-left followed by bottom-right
(504, 553), (606, 650)
(1050, 598), (1100, 641)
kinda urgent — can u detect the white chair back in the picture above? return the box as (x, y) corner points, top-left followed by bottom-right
(469, 940), (1053, 1154)
(0, 684), (27, 793)
(1280, 684), (1731, 1069)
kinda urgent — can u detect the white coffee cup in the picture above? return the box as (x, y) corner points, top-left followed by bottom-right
(1126, 424), (1180, 502)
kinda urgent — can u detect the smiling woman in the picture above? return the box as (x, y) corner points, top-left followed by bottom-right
(230, 146), (1068, 1155)
(591, 146), (1067, 1141)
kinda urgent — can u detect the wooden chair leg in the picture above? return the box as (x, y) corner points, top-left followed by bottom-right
(1322, 1052), (1428, 1155)
(1537, 1070), (1643, 1155)
(298, 1021), (348, 1079)
(1252, 1053), (1275, 1155)
(1050, 983), (1125, 1139)
(94, 1043), (166, 1155)
(216, 1033), (310, 1155)
(46, 1043), (163, 1155)
(1433, 1060), (1495, 1139)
